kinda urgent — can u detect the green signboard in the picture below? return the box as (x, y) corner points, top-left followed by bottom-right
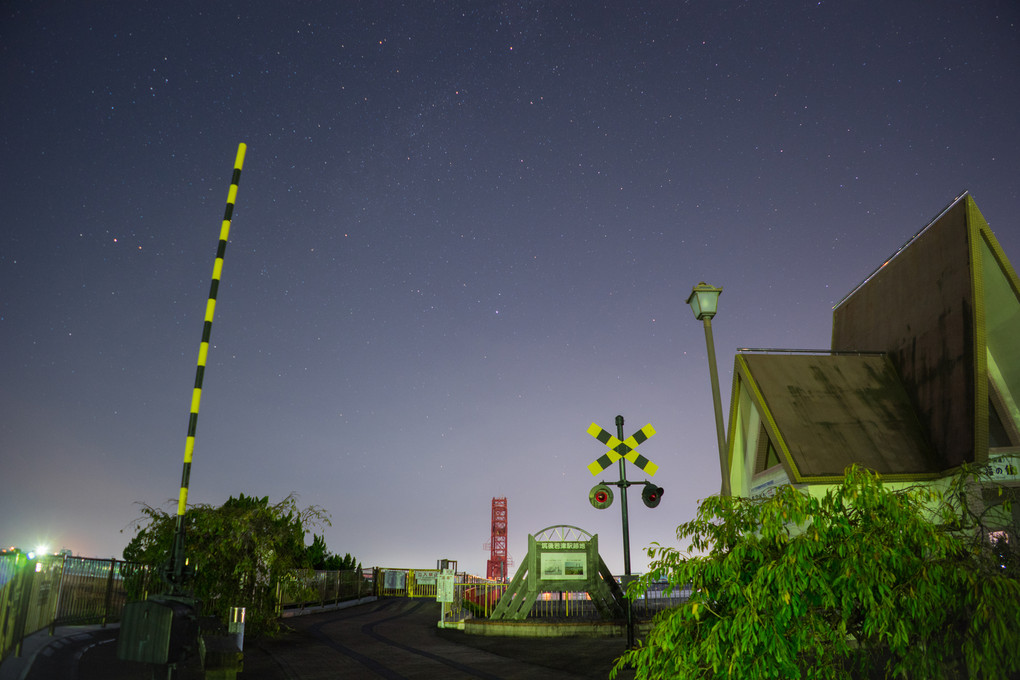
(489, 526), (625, 621)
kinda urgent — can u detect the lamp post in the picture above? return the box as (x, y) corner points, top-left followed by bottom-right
(686, 282), (731, 497)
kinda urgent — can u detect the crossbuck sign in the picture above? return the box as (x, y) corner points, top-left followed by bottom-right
(586, 422), (659, 476)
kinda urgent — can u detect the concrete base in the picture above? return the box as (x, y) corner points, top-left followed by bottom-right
(279, 596), (377, 618)
(462, 619), (654, 638)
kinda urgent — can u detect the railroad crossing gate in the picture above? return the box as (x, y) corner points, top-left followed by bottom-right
(489, 525), (625, 621)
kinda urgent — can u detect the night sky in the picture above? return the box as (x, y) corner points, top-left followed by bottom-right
(2, 2), (1018, 576)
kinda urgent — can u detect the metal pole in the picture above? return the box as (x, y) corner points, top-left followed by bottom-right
(701, 317), (731, 497)
(615, 415), (635, 649)
(49, 553), (69, 636)
(102, 558), (116, 627)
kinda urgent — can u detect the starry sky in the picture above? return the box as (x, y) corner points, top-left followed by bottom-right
(2, 1), (1018, 576)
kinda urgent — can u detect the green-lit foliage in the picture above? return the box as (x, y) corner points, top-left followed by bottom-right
(123, 493), (329, 635)
(614, 466), (1020, 679)
(305, 533), (361, 572)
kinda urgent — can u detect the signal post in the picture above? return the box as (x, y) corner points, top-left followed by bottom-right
(586, 415), (664, 649)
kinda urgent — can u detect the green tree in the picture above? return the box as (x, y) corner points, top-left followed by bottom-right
(304, 533), (361, 572)
(323, 551), (360, 572)
(304, 533), (331, 569)
(614, 466), (1020, 679)
(124, 493), (328, 635)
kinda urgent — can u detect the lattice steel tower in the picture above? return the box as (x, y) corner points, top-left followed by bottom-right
(486, 497), (508, 581)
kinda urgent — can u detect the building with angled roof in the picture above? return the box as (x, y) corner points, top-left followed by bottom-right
(725, 193), (1020, 502)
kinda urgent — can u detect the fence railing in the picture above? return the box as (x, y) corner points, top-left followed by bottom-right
(276, 568), (374, 613)
(2, 554), (688, 665)
(0, 552), (369, 665)
(1, 552), (156, 664)
(366, 565), (690, 623)
(438, 576), (689, 623)
(372, 568), (492, 599)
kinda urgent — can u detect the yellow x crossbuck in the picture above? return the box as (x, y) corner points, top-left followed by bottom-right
(586, 422), (658, 476)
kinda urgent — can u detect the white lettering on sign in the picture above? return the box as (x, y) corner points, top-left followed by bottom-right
(437, 571), (455, 603)
(539, 541), (585, 550)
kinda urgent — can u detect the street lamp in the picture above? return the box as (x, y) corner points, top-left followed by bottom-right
(686, 282), (731, 497)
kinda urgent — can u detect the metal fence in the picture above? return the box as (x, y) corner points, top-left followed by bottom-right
(2, 553), (687, 664)
(0, 551), (370, 665)
(0, 552), (155, 663)
(441, 576), (689, 623)
(373, 568), (493, 599)
(276, 568), (374, 613)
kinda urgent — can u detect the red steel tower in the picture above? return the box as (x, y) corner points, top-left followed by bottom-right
(486, 497), (508, 581)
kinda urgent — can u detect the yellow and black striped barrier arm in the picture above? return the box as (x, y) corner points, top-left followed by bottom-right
(166, 144), (246, 590)
(587, 422), (658, 476)
(176, 142), (246, 517)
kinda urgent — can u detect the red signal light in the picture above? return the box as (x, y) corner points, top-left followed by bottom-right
(641, 482), (664, 508)
(589, 483), (614, 509)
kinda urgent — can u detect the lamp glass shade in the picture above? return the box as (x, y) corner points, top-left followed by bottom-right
(686, 282), (722, 320)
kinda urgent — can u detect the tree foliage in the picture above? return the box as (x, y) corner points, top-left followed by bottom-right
(614, 466), (1020, 679)
(305, 533), (361, 572)
(124, 493), (329, 635)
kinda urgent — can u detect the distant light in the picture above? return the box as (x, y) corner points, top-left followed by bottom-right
(35, 544), (50, 556)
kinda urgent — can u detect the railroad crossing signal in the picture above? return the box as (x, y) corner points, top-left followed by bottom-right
(584, 414), (662, 650)
(641, 482), (664, 508)
(589, 483), (614, 510)
(586, 422), (659, 476)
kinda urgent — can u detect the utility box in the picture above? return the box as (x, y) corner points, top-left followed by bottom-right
(117, 595), (199, 664)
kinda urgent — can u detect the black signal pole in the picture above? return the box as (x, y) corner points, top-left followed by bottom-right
(615, 415), (636, 649)
(587, 415), (661, 649)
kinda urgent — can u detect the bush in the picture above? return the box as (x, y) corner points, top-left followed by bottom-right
(614, 466), (1020, 679)
(124, 493), (327, 635)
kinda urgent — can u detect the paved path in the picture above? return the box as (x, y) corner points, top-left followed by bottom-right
(257, 598), (633, 679)
(4, 598), (635, 679)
